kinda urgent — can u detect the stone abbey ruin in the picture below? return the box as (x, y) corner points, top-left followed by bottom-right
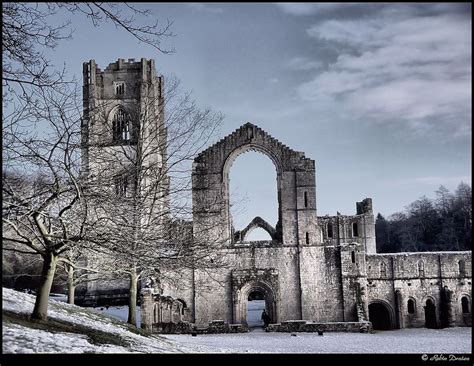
(80, 58), (472, 333)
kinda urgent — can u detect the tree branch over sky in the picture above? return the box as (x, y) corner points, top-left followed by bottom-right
(2, 2), (173, 92)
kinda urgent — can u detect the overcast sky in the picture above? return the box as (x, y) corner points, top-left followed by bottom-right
(48, 3), (471, 238)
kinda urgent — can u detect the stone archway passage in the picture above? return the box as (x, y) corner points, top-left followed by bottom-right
(232, 268), (279, 325)
(369, 302), (392, 330)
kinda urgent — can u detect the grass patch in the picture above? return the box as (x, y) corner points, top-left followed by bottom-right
(3, 310), (131, 348)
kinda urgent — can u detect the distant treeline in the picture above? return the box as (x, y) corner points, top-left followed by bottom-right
(376, 182), (471, 253)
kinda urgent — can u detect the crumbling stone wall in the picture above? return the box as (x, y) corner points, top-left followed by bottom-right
(317, 198), (376, 254)
(188, 122), (471, 329)
(365, 251), (472, 328)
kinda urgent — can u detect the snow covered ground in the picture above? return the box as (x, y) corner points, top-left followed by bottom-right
(90, 304), (141, 328)
(48, 292), (142, 327)
(164, 327), (472, 354)
(2, 288), (472, 354)
(2, 288), (212, 353)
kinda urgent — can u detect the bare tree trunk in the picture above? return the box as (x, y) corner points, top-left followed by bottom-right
(67, 265), (75, 305)
(128, 269), (138, 326)
(32, 252), (58, 321)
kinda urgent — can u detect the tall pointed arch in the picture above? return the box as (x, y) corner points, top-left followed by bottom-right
(192, 122), (319, 246)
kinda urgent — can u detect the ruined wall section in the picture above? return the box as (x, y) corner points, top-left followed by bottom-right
(299, 245), (345, 321)
(193, 245), (303, 326)
(159, 267), (195, 322)
(192, 123), (319, 247)
(318, 198), (376, 254)
(340, 242), (369, 322)
(366, 252), (472, 328)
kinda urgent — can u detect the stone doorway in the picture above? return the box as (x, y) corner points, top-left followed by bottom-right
(232, 270), (278, 327)
(368, 302), (393, 330)
(424, 299), (438, 329)
(247, 290), (266, 328)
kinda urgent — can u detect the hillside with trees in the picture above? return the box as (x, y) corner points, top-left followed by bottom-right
(376, 182), (471, 253)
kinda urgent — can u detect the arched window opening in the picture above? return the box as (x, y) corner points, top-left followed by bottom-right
(418, 260), (425, 278)
(351, 251), (356, 263)
(304, 191), (308, 208)
(229, 151), (278, 240)
(461, 296), (470, 314)
(115, 175), (128, 197)
(352, 222), (359, 237)
(407, 299), (415, 314)
(327, 223), (333, 238)
(112, 109), (131, 142)
(305, 232), (310, 244)
(177, 299), (187, 316)
(115, 173), (135, 197)
(380, 262), (387, 277)
(115, 82), (125, 95)
(459, 260), (466, 276)
(246, 227), (273, 241)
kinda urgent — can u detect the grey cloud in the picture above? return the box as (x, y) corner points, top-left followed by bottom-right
(297, 10), (471, 139)
(187, 3), (224, 14)
(286, 56), (324, 71)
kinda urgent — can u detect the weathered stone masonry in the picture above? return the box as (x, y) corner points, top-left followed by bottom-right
(78, 59), (471, 332)
(143, 122), (471, 332)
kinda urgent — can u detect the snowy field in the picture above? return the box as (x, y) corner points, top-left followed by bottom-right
(91, 304), (141, 327)
(2, 288), (205, 353)
(2, 288), (472, 354)
(49, 292), (142, 327)
(164, 327), (472, 354)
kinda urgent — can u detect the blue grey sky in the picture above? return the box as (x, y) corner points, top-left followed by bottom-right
(46, 3), (471, 237)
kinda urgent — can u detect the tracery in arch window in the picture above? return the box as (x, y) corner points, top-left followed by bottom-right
(112, 109), (132, 142)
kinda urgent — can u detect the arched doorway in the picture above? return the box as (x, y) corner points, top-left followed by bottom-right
(233, 276), (277, 326)
(247, 290), (266, 328)
(369, 301), (393, 330)
(424, 299), (438, 328)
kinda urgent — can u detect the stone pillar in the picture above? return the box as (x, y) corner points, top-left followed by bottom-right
(395, 289), (403, 329)
(140, 288), (154, 331)
(441, 286), (455, 328)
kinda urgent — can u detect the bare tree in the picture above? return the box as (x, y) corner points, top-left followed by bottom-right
(3, 2), (173, 91)
(2, 1), (175, 320)
(84, 76), (227, 326)
(56, 247), (109, 305)
(3, 3), (230, 325)
(2, 83), (93, 320)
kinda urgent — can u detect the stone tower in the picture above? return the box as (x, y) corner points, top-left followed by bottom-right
(80, 58), (168, 304)
(82, 58), (166, 179)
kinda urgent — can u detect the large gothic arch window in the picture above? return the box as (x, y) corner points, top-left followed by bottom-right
(226, 148), (280, 242)
(112, 108), (132, 142)
(192, 123), (316, 247)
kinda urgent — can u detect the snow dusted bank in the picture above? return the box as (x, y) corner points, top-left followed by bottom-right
(2, 288), (472, 354)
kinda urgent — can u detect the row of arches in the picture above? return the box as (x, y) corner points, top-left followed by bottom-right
(369, 294), (471, 330)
